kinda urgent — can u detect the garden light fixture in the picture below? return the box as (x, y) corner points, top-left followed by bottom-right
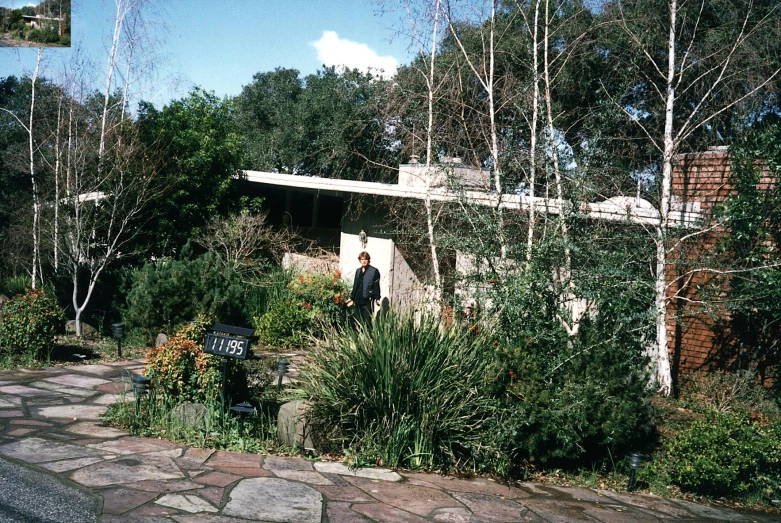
(627, 452), (643, 491)
(111, 322), (125, 358)
(276, 359), (289, 391)
(131, 375), (151, 414)
(230, 401), (257, 416)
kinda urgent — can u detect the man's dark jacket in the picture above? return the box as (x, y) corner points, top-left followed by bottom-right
(351, 265), (381, 305)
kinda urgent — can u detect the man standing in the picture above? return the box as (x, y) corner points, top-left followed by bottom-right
(346, 251), (381, 326)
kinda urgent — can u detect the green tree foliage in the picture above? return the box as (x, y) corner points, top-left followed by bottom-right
(234, 66), (396, 181)
(136, 89), (242, 257)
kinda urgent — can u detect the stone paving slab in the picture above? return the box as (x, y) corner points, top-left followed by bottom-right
(2, 363), (781, 522)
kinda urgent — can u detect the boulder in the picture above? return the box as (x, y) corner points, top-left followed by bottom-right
(65, 320), (97, 337)
(171, 402), (208, 428)
(277, 400), (313, 450)
(155, 333), (169, 347)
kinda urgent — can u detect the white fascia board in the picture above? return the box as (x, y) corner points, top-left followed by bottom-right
(243, 170), (699, 228)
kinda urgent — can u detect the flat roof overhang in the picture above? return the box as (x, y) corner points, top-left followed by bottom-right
(243, 170), (701, 228)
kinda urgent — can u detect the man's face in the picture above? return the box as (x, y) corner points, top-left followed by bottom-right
(359, 257), (370, 268)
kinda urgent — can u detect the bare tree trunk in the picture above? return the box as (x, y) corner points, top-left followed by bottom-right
(444, 0), (506, 257)
(28, 49), (42, 289)
(53, 88), (63, 273)
(653, 0), (678, 396)
(100, 0), (132, 159)
(525, 0), (542, 264)
(424, 0), (443, 304)
(541, 0), (579, 336)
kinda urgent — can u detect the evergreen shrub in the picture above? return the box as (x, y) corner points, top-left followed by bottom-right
(0, 288), (63, 361)
(486, 248), (654, 469)
(663, 411), (781, 497)
(254, 300), (308, 347)
(27, 28), (59, 43)
(124, 252), (247, 340)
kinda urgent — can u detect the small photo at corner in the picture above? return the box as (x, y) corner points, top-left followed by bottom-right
(0, 0), (71, 48)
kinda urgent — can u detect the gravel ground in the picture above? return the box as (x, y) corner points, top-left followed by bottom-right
(0, 456), (98, 523)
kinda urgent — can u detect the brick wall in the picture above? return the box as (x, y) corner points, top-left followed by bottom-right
(667, 149), (772, 382)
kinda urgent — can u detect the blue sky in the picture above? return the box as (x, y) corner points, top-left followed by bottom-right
(1, 0), (415, 107)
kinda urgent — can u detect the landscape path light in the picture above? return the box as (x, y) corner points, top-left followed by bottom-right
(131, 375), (151, 415)
(276, 359), (289, 392)
(627, 452), (643, 491)
(111, 322), (125, 358)
(230, 401), (257, 435)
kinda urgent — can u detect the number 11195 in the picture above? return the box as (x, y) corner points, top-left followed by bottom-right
(204, 333), (249, 360)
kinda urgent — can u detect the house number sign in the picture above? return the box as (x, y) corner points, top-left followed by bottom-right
(204, 333), (249, 359)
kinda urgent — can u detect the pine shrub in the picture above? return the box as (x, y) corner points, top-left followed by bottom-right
(124, 252), (247, 339)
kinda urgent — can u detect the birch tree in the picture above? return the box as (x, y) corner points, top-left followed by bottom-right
(602, 0), (781, 394)
(58, 0), (161, 336)
(0, 51), (44, 289)
(442, 0), (509, 257)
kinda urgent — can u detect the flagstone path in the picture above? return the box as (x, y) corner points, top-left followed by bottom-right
(0, 360), (778, 522)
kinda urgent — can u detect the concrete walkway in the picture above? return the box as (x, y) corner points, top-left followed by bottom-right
(0, 360), (777, 522)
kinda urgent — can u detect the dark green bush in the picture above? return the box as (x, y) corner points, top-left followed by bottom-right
(0, 288), (63, 362)
(497, 330), (653, 468)
(301, 313), (500, 470)
(27, 28), (59, 43)
(123, 252), (247, 340)
(483, 243), (654, 469)
(663, 411), (781, 498)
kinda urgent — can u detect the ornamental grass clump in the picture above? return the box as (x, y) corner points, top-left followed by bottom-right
(301, 312), (500, 470)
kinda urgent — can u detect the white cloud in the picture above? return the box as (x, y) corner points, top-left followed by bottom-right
(311, 31), (398, 79)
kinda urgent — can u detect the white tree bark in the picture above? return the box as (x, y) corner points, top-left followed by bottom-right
(28, 49), (43, 289)
(525, 0), (542, 264)
(444, 0), (507, 257)
(613, 0), (781, 394)
(424, 0), (443, 304)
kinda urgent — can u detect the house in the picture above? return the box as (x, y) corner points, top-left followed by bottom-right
(243, 156), (701, 299)
(244, 150), (753, 381)
(22, 14), (65, 36)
